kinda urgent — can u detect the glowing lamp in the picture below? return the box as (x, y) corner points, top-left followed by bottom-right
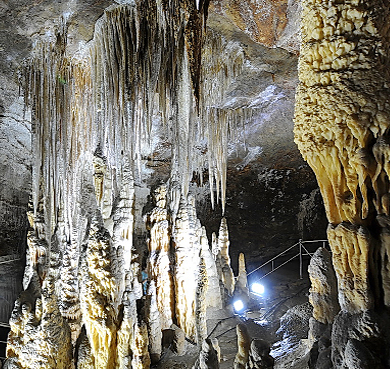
(251, 283), (265, 295)
(233, 299), (244, 312)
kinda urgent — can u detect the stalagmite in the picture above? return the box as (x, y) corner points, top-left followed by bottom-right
(234, 323), (251, 369)
(145, 185), (174, 330)
(145, 280), (162, 364)
(6, 206), (72, 369)
(295, 0), (390, 365)
(78, 217), (120, 369)
(201, 227), (223, 310)
(308, 247), (339, 325)
(234, 253), (249, 302)
(173, 195), (203, 341)
(214, 218), (235, 297)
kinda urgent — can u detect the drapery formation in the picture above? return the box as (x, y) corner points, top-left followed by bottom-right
(295, 0), (390, 366)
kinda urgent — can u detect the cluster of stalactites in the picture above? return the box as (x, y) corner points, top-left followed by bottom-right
(294, 0), (390, 312)
(200, 26), (249, 214)
(89, 0), (211, 200)
(23, 0), (248, 226)
(22, 0), (212, 245)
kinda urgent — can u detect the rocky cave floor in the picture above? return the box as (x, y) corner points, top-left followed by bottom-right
(156, 254), (314, 369)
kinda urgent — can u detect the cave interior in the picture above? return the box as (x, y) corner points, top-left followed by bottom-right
(1, 0), (390, 368)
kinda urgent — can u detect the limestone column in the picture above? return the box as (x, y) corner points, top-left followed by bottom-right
(295, 0), (390, 366)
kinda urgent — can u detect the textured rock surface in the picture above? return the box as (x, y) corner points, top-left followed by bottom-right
(308, 247), (339, 325)
(295, 0), (390, 366)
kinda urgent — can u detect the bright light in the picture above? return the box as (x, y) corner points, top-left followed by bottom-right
(233, 299), (244, 312)
(251, 283), (265, 295)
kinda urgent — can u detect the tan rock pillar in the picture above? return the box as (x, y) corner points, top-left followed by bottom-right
(295, 0), (390, 312)
(295, 1), (390, 366)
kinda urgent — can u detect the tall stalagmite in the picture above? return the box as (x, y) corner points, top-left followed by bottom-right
(295, 0), (390, 366)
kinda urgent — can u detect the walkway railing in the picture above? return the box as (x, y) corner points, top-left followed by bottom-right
(0, 255), (21, 265)
(0, 321), (9, 362)
(247, 239), (329, 280)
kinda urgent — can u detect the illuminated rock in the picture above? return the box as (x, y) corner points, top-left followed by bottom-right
(173, 195), (203, 341)
(145, 185), (174, 330)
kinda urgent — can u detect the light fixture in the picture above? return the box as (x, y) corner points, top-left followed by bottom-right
(251, 282), (265, 295)
(233, 299), (244, 312)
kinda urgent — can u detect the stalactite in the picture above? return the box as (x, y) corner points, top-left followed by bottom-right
(200, 27), (249, 213)
(7, 0), (260, 367)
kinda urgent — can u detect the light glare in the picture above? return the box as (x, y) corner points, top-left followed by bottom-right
(251, 283), (265, 295)
(233, 299), (244, 312)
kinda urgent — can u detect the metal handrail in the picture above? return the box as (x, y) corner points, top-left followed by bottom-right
(247, 239), (329, 279)
(247, 242), (300, 276)
(0, 256), (21, 265)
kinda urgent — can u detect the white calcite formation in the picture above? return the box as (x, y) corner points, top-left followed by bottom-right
(295, 0), (390, 366)
(173, 194), (204, 342)
(3, 0), (263, 367)
(233, 252), (249, 303)
(145, 185), (174, 331)
(4, 1), (236, 368)
(145, 187), (234, 349)
(212, 218), (235, 299)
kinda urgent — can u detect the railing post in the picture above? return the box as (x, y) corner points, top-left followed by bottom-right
(271, 260), (274, 271)
(299, 239), (303, 279)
